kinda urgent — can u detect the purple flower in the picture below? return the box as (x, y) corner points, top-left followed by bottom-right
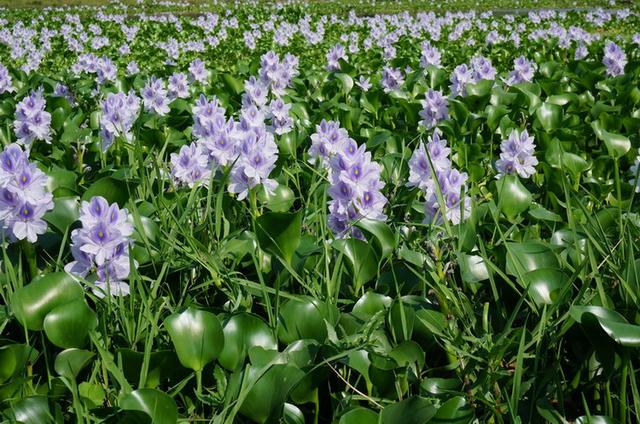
(140, 76), (170, 116)
(356, 76), (372, 92)
(0, 64), (14, 94)
(602, 41), (627, 77)
(0, 143), (53, 242)
(575, 43), (589, 60)
(408, 130), (470, 225)
(189, 58), (208, 84)
(65, 196), (135, 298)
(228, 127), (278, 200)
(14, 88), (51, 149)
(308, 119), (350, 167)
(381, 66), (404, 93)
(170, 142), (211, 187)
(326, 44), (347, 71)
(506, 56), (536, 85)
(450, 64), (475, 97)
(495, 128), (538, 179)
(407, 130), (451, 191)
(420, 41), (442, 69)
(168, 72), (190, 100)
(419, 89), (449, 129)
(99, 91), (141, 152)
(471, 56), (497, 81)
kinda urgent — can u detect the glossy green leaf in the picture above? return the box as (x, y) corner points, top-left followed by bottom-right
(496, 175), (532, 220)
(11, 272), (84, 330)
(54, 349), (95, 380)
(277, 297), (337, 344)
(120, 389), (177, 424)
(258, 184), (295, 212)
(44, 196), (79, 233)
(332, 238), (378, 291)
(255, 211), (302, 265)
(352, 291), (392, 320)
(571, 306), (640, 347)
(355, 218), (396, 258)
(239, 363), (305, 424)
(381, 396), (437, 424)
(523, 268), (568, 306)
(338, 407), (379, 424)
(5, 396), (53, 424)
(334, 73), (353, 95)
(535, 102), (563, 131)
(506, 241), (559, 276)
(591, 120), (631, 159)
(43, 299), (98, 348)
(82, 176), (132, 207)
(432, 396), (474, 423)
(0, 344), (38, 384)
(164, 307), (224, 372)
(218, 313), (277, 371)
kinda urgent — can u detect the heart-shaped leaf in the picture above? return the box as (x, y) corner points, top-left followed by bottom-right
(218, 313), (277, 371)
(54, 349), (95, 380)
(11, 272), (84, 330)
(120, 389), (177, 424)
(43, 299), (98, 348)
(255, 211), (302, 265)
(165, 307), (224, 372)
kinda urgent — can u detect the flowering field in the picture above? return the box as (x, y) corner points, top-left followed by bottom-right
(1, 1), (640, 423)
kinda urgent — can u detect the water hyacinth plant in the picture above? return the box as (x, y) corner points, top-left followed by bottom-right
(0, 1), (639, 423)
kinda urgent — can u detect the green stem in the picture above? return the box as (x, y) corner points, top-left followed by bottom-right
(21, 240), (38, 282)
(621, 350), (629, 424)
(196, 369), (203, 397)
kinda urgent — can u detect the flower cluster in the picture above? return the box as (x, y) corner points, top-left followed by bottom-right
(449, 56), (496, 97)
(65, 196), (135, 298)
(14, 88), (51, 149)
(0, 63), (14, 94)
(602, 41), (627, 77)
(141, 76), (170, 116)
(308, 120), (387, 238)
(99, 91), (141, 151)
(408, 130), (470, 224)
(228, 106), (279, 200)
(381, 66), (404, 93)
(506, 56), (537, 85)
(495, 128), (538, 179)
(419, 89), (449, 130)
(170, 142), (211, 188)
(420, 41), (442, 69)
(0, 144), (53, 242)
(326, 44), (347, 71)
(258, 51), (298, 97)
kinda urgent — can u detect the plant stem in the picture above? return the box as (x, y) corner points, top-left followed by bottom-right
(21, 239), (37, 282)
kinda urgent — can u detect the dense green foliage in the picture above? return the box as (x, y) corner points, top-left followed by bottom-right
(1, 2), (640, 423)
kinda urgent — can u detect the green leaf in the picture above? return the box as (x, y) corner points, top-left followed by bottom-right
(571, 306), (640, 347)
(239, 363), (305, 423)
(164, 307), (224, 372)
(5, 396), (53, 423)
(0, 344), (38, 384)
(381, 396), (437, 424)
(523, 268), (568, 306)
(44, 196), (79, 233)
(255, 211), (302, 265)
(257, 184), (295, 212)
(219, 313), (277, 371)
(338, 407), (379, 424)
(11, 272), (84, 330)
(332, 238), (378, 291)
(54, 349), (95, 380)
(506, 241), (559, 276)
(496, 175), (532, 220)
(44, 300), (97, 348)
(120, 389), (177, 424)
(355, 218), (397, 258)
(352, 291), (392, 320)
(277, 297), (337, 344)
(334, 73), (353, 95)
(82, 176), (132, 207)
(432, 396), (474, 423)
(591, 120), (631, 159)
(458, 253), (490, 283)
(535, 102), (563, 131)
(221, 73), (243, 95)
